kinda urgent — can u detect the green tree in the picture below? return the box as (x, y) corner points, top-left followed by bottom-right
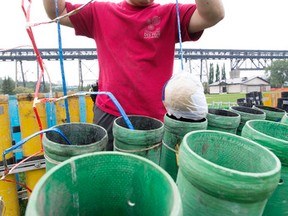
(208, 63), (214, 84)
(221, 63), (226, 80)
(265, 60), (288, 87)
(215, 64), (220, 82)
(1, 76), (15, 95)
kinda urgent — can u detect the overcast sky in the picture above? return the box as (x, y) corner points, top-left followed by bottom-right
(1, 0), (288, 85)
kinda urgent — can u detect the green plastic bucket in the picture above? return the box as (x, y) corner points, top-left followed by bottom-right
(159, 114), (207, 181)
(113, 115), (164, 165)
(176, 130), (281, 216)
(207, 108), (240, 134)
(241, 120), (288, 215)
(43, 122), (108, 171)
(230, 106), (266, 135)
(25, 152), (182, 216)
(252, 105), (285, 122)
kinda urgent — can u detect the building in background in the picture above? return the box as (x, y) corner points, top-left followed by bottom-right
(209, 76), (271, 94)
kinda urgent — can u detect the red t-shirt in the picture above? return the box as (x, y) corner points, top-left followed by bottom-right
(66, 1), (203, 121)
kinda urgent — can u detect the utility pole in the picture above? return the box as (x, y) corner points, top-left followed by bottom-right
(200, 59), (203, 82)
(37, 62), (46, 92)
(15, 60), (18, 88)
(78, 59), (83, 91)
(19, 60), (26, 87)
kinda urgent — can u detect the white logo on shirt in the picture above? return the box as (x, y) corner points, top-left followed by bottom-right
(144, 16), (161, 39)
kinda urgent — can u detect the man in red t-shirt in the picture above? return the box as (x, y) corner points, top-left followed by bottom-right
(43, 0), (224, 150)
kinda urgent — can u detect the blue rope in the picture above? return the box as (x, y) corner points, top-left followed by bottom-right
(175, 0), (184, 71)
(79, 91), (134, 130)
(161, 1), (184, 101)
(54, 0), (71, 123)
(3, 128), (71, 157)
(102, 92), (134, 130)
(2, 128), (71, 169)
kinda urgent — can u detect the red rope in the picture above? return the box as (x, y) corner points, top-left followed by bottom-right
(2, 179), (32, 193)
(1, 0), (93, 192)
(2, 0), (49, 193)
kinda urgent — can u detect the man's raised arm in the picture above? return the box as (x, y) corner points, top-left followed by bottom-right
(42, 0), (74, 27)
(189, 0), (225, 33)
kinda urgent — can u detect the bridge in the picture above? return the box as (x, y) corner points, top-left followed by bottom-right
(1, 48), (288, 86)
(175, 49), (288, 70)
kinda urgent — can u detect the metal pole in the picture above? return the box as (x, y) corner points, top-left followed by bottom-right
(15, 61), (18, 88)
(200, 59), (203, 82)
(78, 59), (83, 91)
(19, 60), (26, 87)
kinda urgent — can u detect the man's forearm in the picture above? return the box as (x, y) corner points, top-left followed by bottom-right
(42, 0), (67, 19)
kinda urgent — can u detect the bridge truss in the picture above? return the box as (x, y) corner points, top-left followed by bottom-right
(1, 48), (288, 87)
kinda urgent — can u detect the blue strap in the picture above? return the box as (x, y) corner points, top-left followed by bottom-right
(54, 0), (71, 123)
(175, 0), (184, 71)
(2, 127), (71, 164)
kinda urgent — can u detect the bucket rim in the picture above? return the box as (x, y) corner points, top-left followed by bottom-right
(50, 122), (108, 135)
(51, 122), (106, 128)
(114, 115), (164, 132)
(245, 119), (288, 145)
(208, 108), (241, 118)
(114, 115), (163, 122)
(181, 130), (281, 178)
(43, 122), (108, 148)
(253, 105), (286, 113)
(230, 106), (266, 115)
(27, 151), (182, 216)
